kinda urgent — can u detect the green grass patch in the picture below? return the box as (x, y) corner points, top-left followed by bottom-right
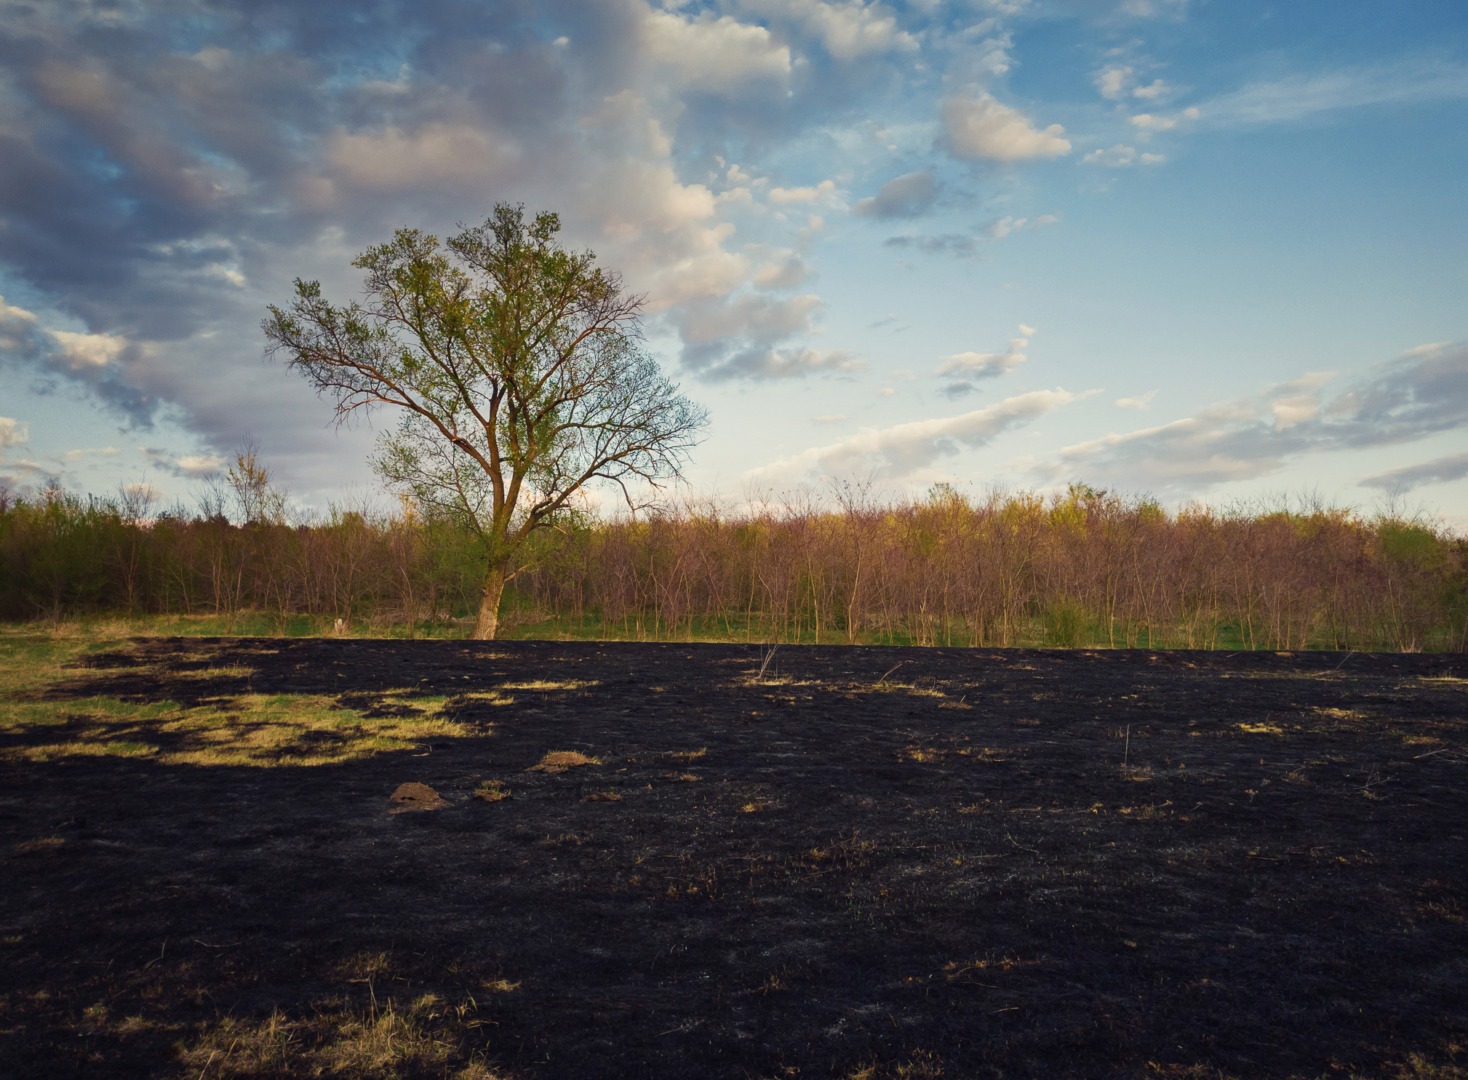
(0, 625), (486, 768)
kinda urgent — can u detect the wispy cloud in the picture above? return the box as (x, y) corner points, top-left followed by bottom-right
(1198, 58), (1468, 128)
(142, 448), (226, 478)
(1083, 144), (1166, 167)
(935, 325), (1033, 399)
(747, 388), (1079, 483)
(885, 214), (1057, 259)
(1035, 344), (1468, 492)
(1361, 451), (1468, 494)
(1116, 390), (1158, 411)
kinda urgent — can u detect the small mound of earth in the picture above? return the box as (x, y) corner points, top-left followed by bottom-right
(388, 782), (447, 813)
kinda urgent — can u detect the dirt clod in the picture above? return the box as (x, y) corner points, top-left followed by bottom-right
(388, 781), (447, 812)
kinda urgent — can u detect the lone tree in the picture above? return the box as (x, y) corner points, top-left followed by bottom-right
(263, 204), (707, 639)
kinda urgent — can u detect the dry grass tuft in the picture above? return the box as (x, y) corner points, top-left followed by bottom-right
(527, 749), (603, 773)
(174, 995), (510, 1078)
(13, 835), (66, 856)
(499, 679), (599, 692)
(844, 1048), (946, 1079)
(474, 779), (512, 803)
(581, 789), (623, 802)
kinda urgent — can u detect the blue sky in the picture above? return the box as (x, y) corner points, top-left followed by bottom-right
(1, 0), (1465, 524)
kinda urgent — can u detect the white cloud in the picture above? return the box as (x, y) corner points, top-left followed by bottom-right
(1036, 346), (1468, 492)
(943, 91), (1071, 162)
(61, 446), (120, 460)
(1116, 390), (1158, 410)
(753, 254), (811, 289)
(706, 346), (864, 381)
(1096, 65), (1133, 101)
(680, 293), (822, 347)
(0, 295), (37, 325)
(1132, 78), (1172, 100)
(326, 122), (521, 192)
(143, 448), (226, 477)
(813, 414), (847, 425)
(0, 295), (44, 355)
(1119, 0), (1190, 17)
(1404, 341), (1453, 358)
(677, 292), (862, 380)
(0, 416), (29, 449)
(1082, 144), (1166, 167)
(1129, 107), (1199, 132)
(741, 0), (919, 61)
(47, 328), (127, 370)
(935, 325), (1031, 397)
(643, 9), (792, 95)
(767, 179), (839, 205)
(747, 388), (1078, 481)
(938, 348), (1023, 377)
(1272, 392), (1319, 430)
(1198, 59), (1468, 128)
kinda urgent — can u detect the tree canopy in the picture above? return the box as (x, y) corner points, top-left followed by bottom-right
(263, 203), (707, 638)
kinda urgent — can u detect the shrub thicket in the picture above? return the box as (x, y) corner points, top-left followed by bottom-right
(1, 483), (1463, 650)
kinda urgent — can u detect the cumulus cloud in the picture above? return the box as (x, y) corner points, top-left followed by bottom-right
(642, 9), (792, 95)
(1360, 452), (1468, 494)
(852, 170), (939, 219)
(677, 292), (861, 380)
(2, 0), (878, 494)
(753, 254), (811, 290)
(1035, 344), (1468, 492)
(942, 92), (1070, 162)
(747, 388), (1078, 482)
(740, 0), (919, 61)
(47, 328), (127, 370)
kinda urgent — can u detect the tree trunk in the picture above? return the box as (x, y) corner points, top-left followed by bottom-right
(474, 564), (507, 640)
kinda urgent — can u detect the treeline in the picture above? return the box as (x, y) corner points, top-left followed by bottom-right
(1, 483), (1465, 651)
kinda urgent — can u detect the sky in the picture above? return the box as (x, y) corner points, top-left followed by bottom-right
(1, 0), (1466, 526)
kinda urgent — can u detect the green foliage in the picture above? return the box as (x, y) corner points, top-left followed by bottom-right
(1042, 601), (1090, 648)
(263, 203), (708, 638)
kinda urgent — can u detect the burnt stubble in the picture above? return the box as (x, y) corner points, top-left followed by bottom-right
(3, 639), (1466, 1078)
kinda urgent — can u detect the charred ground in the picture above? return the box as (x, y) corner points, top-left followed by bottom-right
(2, 638), (1466, 1078)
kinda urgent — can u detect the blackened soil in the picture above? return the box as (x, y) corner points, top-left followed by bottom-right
(2, 640), (1467, 1079)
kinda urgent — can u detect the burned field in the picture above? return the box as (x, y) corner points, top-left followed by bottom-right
(2, 639), (1466, 1079)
